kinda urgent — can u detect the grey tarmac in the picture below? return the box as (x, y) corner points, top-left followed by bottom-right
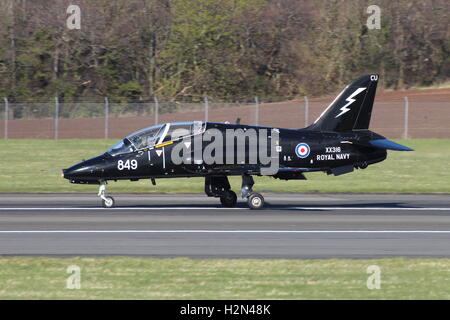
(0, 193), (449, 259)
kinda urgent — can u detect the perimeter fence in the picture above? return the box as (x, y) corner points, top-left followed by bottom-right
(1, 96), (449, 139)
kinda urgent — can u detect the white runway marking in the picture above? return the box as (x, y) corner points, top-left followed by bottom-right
(287, 207), (450, 211)
(0, 206), (450, 211)
(0, 207), (239, 211)
(0, 230), (449, 234)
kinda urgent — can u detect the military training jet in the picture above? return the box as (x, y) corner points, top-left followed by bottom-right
(63, 74), (413, 209)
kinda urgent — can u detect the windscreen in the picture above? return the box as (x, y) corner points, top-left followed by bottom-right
(107, 139), (135, 156)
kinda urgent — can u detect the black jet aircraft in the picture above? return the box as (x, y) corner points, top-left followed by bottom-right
(63, 74), (413, 209)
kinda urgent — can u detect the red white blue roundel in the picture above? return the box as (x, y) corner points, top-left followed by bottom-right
(295, 143), (310, 158)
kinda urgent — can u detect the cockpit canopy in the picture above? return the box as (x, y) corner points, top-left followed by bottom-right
(107, 121), (206, 156)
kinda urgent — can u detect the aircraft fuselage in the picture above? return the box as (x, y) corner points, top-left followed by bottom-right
(63, 122), (387, 183)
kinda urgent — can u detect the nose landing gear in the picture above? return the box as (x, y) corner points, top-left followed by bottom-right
(98, 181), (115, 208)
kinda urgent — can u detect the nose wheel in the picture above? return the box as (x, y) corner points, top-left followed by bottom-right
(98, 181), (115, 208)
(102, 196), (115, 208)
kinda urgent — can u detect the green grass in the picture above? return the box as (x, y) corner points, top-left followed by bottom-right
(0, 257), (449, 299)
(0, 139), (449, 193)
(410, 81), (450, 90)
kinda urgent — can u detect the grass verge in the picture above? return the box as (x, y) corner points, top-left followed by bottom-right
(0, 139), (449, 193)
(0, 257), (449, 299)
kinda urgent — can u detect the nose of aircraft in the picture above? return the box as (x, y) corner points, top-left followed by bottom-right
(63, 154), (106, 183)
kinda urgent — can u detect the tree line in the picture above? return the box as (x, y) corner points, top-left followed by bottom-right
(0, 0), (448, 104)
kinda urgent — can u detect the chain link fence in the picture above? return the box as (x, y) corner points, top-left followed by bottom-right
(1, 97), (449, 139)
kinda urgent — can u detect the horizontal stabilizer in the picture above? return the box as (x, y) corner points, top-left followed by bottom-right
(369, 139), (414, 151)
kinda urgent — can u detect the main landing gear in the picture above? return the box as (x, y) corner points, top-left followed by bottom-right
(204, 175), (265, 209)
(205, 176), (237, 208)
(98, 181), (115, 208)
(241, 174), (265, 210)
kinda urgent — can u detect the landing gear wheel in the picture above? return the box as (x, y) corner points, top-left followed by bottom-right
(247, 193), (264, 210)
(102, 196), (115, 208)
(220, 190), (237, 208)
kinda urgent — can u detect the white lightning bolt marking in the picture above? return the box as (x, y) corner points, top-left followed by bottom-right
(335, 87), (366, 118)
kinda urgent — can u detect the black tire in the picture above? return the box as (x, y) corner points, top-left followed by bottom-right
(220, 190), (237, 208)
(247, 193), (264, 210)
(102, 196), (115, 208)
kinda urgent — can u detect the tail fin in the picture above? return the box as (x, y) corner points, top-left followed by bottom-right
(308, 74), (379, 132)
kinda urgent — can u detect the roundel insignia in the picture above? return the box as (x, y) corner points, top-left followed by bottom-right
(295, 143), (310, 159)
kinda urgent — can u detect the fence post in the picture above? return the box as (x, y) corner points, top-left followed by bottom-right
(104, 97), (109, 139)
(3, 97), (8, 140)
(154, 96), (159, 125)
(403, 96), (409, 139)
(255, 96), (259, 126)
(54, 96), (59, 140)
(204, 96), (209, 122)
(304, 96), (309, 127)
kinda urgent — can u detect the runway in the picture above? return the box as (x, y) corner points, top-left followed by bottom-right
(0, 193), (449, 259)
